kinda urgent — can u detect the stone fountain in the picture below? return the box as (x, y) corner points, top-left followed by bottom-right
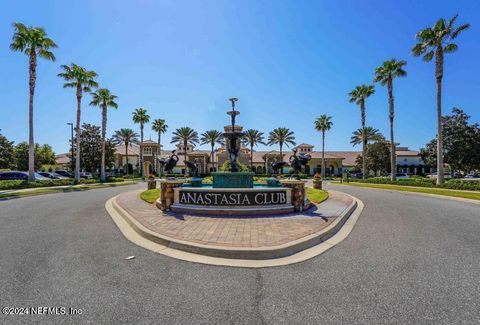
(157, 98), (310, 216)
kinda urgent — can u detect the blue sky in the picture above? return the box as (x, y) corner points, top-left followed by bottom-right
(1, 0), (479, 154)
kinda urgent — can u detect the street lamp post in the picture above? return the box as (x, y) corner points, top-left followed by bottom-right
(67, 123), (74, 172)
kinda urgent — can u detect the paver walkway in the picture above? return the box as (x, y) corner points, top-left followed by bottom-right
(115, 190), (353, 248)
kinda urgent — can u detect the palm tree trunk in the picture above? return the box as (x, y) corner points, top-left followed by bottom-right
(210, 146), (214, 174)
(361, 101), (367, 179)
(388, 78), (396, 181)
(100, 103), (107, 182)
(140, 124), (144, 177)
(435, 48), (444, 185)
(125, 142), (129, 176)
(75, 85), (82, 182)
(250, 144), (254, 172)
(28, 49), (37, 181)
(321, 131), (325, 177)
(184, 141), (188, 175)
(279, 143), (283, 175)
(157, 132), (161, 175)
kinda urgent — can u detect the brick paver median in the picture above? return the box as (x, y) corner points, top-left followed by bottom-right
(115, 190), (353, 248)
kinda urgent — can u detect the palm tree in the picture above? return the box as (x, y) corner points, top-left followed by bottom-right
(90, 88), (118, 182)
(171, 127), (199, 175)
(349, 84), (375, 179)
(374, 59), (407, 181)
(350, 127), (384, 146)
(152, 119), (168, 175)
(200, 130), (224, 172)
(10, 23), (57, 181)
(412, 15), (470, 185)
(242, 129), (266, 172)
(314, 115), (333, 177)
(132, 108), (150, 177)
(58, 64), (98, 182)
(112, 128), (139, 176)
(267, 127), (296, 174)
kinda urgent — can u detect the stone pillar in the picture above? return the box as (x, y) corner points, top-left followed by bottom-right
(280, 180), (307, 212)
(158, 180), (184, 211)
(147, 176), (156, 190)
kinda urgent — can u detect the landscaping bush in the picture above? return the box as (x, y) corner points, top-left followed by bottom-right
(0, 177), (127, 190)
(346, 177), (480, 191)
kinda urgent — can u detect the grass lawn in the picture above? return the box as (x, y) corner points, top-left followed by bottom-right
(0, 182), (136, 200)
(140, 188), (160, 204)
(307, 188), (329, 204)
(337, 182), (480, 201)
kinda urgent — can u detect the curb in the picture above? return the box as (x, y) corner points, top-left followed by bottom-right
(105, 190), (364, 268)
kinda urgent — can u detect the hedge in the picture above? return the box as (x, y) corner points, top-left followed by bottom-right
(0, 177), (125, 190)
(346, 177), (480, 191)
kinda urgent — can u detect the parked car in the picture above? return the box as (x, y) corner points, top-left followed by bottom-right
(387, 173), (410, 179)
(426, 172), (453, 180)
(349, 173), (363, 179)
(37, 172), (70, 179)
(55, 170), (74, 178)
(0, 171), (50, 181)
(463, 174), (480, 179)
(79, 172), (93, 179)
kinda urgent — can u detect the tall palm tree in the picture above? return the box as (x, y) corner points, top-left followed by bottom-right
(58, 64), (98, 182)
(132, 108), (150, 177)
(349, 84), (375, 179)
(112, 128), (139, 176)
(267, 127), (296, 174)
(242, 129), (266, 172)
(314, 115), (333, 177)
(350, 127), (384, 146)
(90, 88), (118, 182)
(171, 127), (199, 175)
(200, 130), (224, 172)
(152, 119), (168, 175)
(10, 23), (57, 181)
(374, 59), (407, 181)
(412, 15), (470, 185)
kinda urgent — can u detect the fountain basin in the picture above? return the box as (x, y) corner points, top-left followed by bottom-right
(211, 172), (254, 188)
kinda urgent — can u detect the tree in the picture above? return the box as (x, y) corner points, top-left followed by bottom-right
(0, 131), (15, 169)
(132, 108), (150, 177)
(267, 128), (296, 174)
(350, 127), (384, 146)
(171, 127), (199, 175)
(242, 129), (266, 171)
(58, 64), (98, 181)
(152, 119), (168, 173)
(112, 128), (139, 176)
(314, 115), (333, 177)
(14, 142), (55, 171)
(90, 88), (118, 182)
(200, 130), (224, 172)
(420, 108), (480, 174)
(374, 59), (407, 181)
(37, 144), (55, 165)
(72, 124), (115, 173)
(412, 15), (470, 185)
(355, 139), (391, 176)
(349, 84), (375, 178)
(10, 22), (57, 181)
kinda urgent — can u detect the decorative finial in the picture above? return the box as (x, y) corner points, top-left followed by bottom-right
(229, 97), (238, 110)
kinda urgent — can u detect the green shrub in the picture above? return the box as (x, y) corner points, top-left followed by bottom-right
(219, 160), (249, 172)
(346, 177), (480, 191)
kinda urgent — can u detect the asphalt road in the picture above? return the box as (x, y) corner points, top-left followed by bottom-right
(0, 182), (479, 325)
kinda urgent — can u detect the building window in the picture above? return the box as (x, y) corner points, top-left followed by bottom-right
(143, 147), (152, 155)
